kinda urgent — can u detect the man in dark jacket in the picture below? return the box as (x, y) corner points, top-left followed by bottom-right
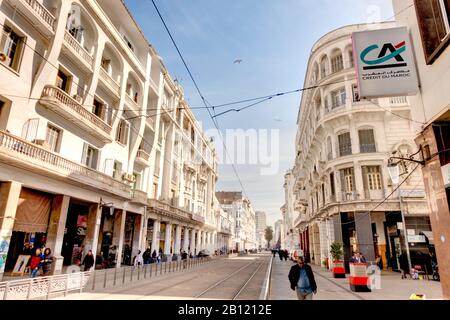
(81, 250), (95, 271)
(288, 256), (317, 300)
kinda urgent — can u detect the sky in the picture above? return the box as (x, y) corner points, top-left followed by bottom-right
(125, 0), (395, 228)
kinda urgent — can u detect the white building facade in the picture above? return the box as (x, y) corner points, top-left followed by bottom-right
(216, 192), (256, 252)
(0, 0), (219, 278)
(255, 211), (266, 249)
(290, 22), (430, 270)
(281, 170), (300, 252)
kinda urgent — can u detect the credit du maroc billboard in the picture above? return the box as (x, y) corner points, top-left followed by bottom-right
(352, 27), (419, 99)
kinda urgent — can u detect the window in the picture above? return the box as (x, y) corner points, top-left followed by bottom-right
(116, 119), (129, 145)
(113, 160), (122, 180)
(415, 0), (450, 64)
(338, 132), (352, 156)
(348, 50), (354, 68)
(56, 69), (71, 93)
(123, 35), (134, 52)
(352, 84), (360, 102)
(0, 25), (25, 71)
(331, 53), (344, 73)
(153, 183), (158, 199)
(331, 88), (346, 108)
(320, 56), (328, 78)
(340, 168), (355, 192)
(330, 173), (336, 196)
(154, 151), (161, 176)
(82, 143), (99, 169)
(45, 124), (62, 152)
(363, 166), (382, 190)
(93, 98), (106, 121)
(359, 129), (376, 153)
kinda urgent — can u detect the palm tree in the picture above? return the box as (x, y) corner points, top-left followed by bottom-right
(265, 226), (273, 248)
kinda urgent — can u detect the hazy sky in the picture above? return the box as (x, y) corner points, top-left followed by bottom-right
(125, 0), (395, 228)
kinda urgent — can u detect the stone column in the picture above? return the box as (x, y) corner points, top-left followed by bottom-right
(150, 220), (160, 254)
(112, 210), (126, 267)
(207, 232), (211, 252)
(190, 228), (196, 254)
(174, 225), (182, 258)
(0, 181), (22, 279)
(183, 227), (189, 252)
(132, 214), (143, 260)
(163, 222), (172, 260)
(196, 229), (202, 253)
(85, 204), (102, 267)
(46, 195), (70, 274)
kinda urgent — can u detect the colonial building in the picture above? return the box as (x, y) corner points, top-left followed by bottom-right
(274, 219), (283, 249)
(216, 191), (257, 252)
(281, 170), (300, 252)
(290, 22), (430, 271)
(0, 0), (218, 279)
(393, 0), (450, 298)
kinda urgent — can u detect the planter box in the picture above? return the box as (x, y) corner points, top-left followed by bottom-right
(332, 260), (346, 278)
(349, 263), (371, 292)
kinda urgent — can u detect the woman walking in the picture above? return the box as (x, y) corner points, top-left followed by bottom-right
(30, 248), (42, 278)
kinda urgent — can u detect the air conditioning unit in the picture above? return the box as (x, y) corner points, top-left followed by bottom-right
(0, 53), (11, 67)
(33, 139), (51, 150)
(122, 172), (135, 182)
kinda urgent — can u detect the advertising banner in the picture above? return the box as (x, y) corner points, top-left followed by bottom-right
(352, 27), (419, 98)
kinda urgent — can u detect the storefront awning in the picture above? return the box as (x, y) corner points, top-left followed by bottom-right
(420, 231), (434, 244)
(14, 188), (51, 233)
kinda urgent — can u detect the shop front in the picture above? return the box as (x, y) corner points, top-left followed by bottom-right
(3, 187), (52, 273)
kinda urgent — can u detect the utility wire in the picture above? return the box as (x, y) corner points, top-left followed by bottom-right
(150, 0), (249, 199)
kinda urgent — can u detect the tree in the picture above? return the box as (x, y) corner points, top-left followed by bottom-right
(264, 226), (273, 248)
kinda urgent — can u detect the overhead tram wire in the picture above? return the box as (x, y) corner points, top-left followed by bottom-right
(150, 0), (250, 199)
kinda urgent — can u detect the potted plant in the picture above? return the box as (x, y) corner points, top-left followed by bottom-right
(330, 241), (345, 278)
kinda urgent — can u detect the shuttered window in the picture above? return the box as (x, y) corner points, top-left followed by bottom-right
(415, 0), (450, 64)
(338, 132), (352, 156)
(359, 129), (376, 153)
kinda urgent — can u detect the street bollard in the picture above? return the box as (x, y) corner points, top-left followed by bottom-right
(80, 273), (84, 293)
(138, 266), (141, 280)
(114, 267), (117, 286)
(144, 264), (147, 279)
(160, 262), (163, 275)
(152, 263), (155, 277)
(122, 266), (126, 284)
(131, 266), (134, 282)
(104, 270), (107, 288)
(92, 270), (96, 291)
(165, 262), (167, 274)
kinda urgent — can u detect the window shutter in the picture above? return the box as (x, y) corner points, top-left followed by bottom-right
(21, 118), (39, 141)
(104, 158), (114, 176)
(94, 149), (101, 170)
(81, 142), (88, 166)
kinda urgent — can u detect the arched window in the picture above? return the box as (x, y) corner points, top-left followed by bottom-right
(338, 132), (352, 157)
(358, 129), (376, 153)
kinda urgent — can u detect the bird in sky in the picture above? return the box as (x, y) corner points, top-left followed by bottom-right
(233, 59), (243, 64)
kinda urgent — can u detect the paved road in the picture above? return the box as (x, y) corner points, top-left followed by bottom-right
(55, 254), (271, 300)
(269, 257), (443, 300)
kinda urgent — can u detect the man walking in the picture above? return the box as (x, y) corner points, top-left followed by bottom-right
(288, 256), (317, 300)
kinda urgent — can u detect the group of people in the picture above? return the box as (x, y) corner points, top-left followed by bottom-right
(272, 248), (290, 261)
(28, 247), (54, 278)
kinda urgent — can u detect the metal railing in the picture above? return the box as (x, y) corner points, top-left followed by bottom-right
(0, 257), (212, 300)
(41, 85), (112, 135)
(389, 96), (408, 105)
(359, 144), (376, 153)
(63, 30), (94, 68)
(148, 199), (193, 221)
(0, 131), (130, 195)
(99, 67), (121, 96)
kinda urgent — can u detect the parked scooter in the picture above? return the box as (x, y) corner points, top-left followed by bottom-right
(432, 263), (440, 281)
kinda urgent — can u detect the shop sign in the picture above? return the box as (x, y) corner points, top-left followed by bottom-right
(441, 163), (450, 188)
(350, 263), (368, 277)
(352, 27), (419, 98)
(407, 235), (426, 243)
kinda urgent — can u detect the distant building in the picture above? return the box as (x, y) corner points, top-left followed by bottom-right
(216, 192), (257, 251)
(255, 211), (267, 249)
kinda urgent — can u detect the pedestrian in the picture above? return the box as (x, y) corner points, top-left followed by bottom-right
(96, 251), (104, 269)
(134, 250), (143, 267)
(181, 250), (188, 269)
(40, 248), (53, 276)
(349, 251), (366, 263)
(81, 250), (94, 271)
(272, 249), (276, 258)
(278, 249), (283, 261)
(151, 249), (157, 263)
(399, 252), (409, 279)
(143, 248), (151, 265)
(288, 256), (317, 300)
(284, 250), (288, 261)
(30, 248), (42, 278)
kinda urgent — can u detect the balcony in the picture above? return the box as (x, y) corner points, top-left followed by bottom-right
(99, 67), (121, 99)
(40, 85), (112, 143)
(0, 131), (131, 199)
(184, 160), (198, 173)
(341, 192), (358, 202)
(125, 93), (140, 111)
(389, 96), (408, 105)
(62, 30), (94, 73)
(135, 149), (150, 167)
(148, 199), (197, 224)
(130, 189), (148, 205)
(5, 0), (55, 36)
(364, 189), (384, 200)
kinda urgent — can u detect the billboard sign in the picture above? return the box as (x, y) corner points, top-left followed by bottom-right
(352, 27), (419, 98)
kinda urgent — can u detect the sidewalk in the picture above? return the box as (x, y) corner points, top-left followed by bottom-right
(269, 258), (443, 300)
